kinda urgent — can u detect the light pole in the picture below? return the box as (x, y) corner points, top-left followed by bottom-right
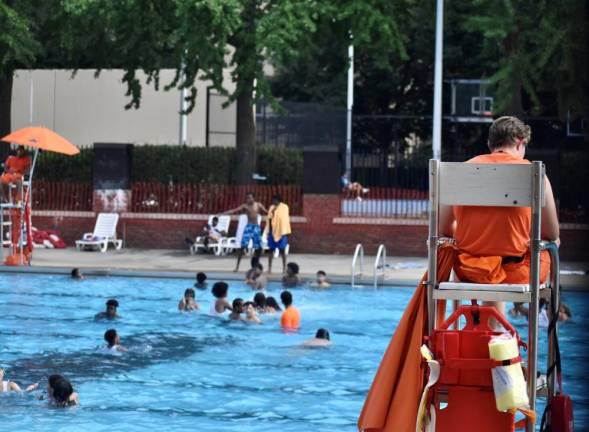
(432, 0), (444, 160)
(345, 43), (354, 174)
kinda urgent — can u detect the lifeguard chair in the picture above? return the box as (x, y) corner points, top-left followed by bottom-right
(426, 159), (561, 432)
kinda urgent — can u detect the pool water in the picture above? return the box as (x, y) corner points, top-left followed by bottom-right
(0, 273), (587, 431)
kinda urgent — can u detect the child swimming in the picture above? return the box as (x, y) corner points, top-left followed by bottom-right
(253, 292), (267, 313)
(103, 329), (127, 353)
(243, 301), (262, 324)
(0, 367), (37, 393)
(209, 282), (232, 317)
(48, 375), (79, 406)
(282, 262), (302, 287)
(310, 270), (331, 288)
(228, 298), (244, 321)
(280, 290), (300, 330)
(246, 262), (267, 290)
(302, 328), (332, 347)
(178, 288), (199, 311)
(265, 296), (282, 313)
(94, 299), (121, 320)
(194, 272), (208, 289)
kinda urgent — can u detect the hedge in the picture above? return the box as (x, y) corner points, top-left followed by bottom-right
(31, 145), (303, 185)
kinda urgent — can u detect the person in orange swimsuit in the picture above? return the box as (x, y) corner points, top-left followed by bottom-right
(1, 146), (31, 202)
(439, 116), (560, 316)
(280, 290), (300, 330)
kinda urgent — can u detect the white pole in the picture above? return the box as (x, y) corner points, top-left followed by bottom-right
(345, 43), (354, 174)
(432, 0), (444, 160)
(179, 86), (188, 145)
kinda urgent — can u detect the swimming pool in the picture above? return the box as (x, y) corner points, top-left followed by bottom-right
(0, 273), (586, 431)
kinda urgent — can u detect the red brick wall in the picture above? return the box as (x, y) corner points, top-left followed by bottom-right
(30, 195), (589, 261)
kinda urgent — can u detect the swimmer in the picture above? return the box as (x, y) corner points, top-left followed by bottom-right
(246, 262), (267, 290)
(0, 367), (38, 393)
(245, 256), (261, 281)
(310, 270), (331, 288)
(178, 288), (199, 311)
(194, 272), (208, 289)
(282, 262), (302, 288)
(253, 292), (267, 313)
(209, 282), (232, 317)
(104, 328), (128, 353)
(265, 296), (282, 313)
(509, 302), (529, 318)
(47, 375), (79, 406)
(302, 328), (332, 347)
(71, 268), (84, 280)
(280, 290), (300, 330)
(228, 298), (245, 321)
(558, 303), (572, 321)
(94, 299), (120, 320)
(243, 301), (262, 324)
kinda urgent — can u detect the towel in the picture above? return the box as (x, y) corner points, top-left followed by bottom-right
(268, 203), (291, 241)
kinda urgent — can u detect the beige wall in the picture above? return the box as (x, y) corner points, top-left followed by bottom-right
(11, 69), (236, 148)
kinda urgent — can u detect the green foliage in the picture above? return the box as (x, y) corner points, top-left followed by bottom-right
(33, 147), (94, 182)
(33, 145), (302, 185)
(0, 2), (41, 78)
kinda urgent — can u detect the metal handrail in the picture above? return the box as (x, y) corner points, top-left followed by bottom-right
(351, 243), (364, 287)
(373, 244), (387, 287)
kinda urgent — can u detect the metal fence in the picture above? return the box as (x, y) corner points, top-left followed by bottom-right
(32, 181), (93, 211)
(130, 183), (303, 215)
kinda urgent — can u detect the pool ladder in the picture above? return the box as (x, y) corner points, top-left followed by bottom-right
(351, 243), (387, 287)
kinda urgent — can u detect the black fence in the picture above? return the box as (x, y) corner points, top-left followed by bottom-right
(257, 102), (588, 223)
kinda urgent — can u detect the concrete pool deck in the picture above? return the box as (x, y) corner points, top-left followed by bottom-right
(1, 248), (587, 290)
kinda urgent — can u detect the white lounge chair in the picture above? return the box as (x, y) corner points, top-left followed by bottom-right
(75, 213), (123, 252)
(221, 214), (263, 256)
(190, 215), (230, 256)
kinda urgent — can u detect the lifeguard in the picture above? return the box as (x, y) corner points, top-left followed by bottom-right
(1, 146), (31, 202)
(439, 116), (560, 313)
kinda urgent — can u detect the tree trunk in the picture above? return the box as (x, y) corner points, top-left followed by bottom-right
(503, 32), (524, 116)
(0, 73), (13, 160)
(235, 85), (256, 184)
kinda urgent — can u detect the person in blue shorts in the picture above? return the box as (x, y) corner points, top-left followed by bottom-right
(224, 192), (268, 272)
(267, 194), (291, 274)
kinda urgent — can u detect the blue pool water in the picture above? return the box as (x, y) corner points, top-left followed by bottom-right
(0, 273), (587, 431)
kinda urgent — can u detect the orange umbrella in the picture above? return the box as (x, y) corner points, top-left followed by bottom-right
(1, 126), (79, 155)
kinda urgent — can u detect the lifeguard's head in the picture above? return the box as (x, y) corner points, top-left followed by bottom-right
(16, 146), (27, 157)
(488, 116), (531, 156)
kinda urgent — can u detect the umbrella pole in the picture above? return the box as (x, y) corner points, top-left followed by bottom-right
(20, 148), (38, 265)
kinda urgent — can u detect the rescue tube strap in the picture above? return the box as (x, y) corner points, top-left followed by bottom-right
(444, 355), (522, 370)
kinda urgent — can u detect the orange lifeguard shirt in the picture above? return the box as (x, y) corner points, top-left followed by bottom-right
(5, 155), (32, 175)
(453, 152), (531, 258)
(280, 306), (300, 329)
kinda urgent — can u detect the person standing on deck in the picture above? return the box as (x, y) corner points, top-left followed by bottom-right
(223, 192), (268, 272)
(439, 116), (560, 316)
(266, 194), (291, 274)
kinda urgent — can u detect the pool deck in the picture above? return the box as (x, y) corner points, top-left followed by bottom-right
(1, 248), (587, 290)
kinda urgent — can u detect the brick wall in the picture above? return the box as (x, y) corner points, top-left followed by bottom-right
(30, 196), (589, 261)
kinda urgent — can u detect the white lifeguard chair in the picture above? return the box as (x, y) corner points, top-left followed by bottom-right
(426, 159), (561, 432)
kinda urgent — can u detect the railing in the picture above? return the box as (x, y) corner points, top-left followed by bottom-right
(341, 187), (428, 218)
(351, 243), (364, 287)
(374, 244), (387, 287)
(131, 183), (303, 215)
(32, 181), (93, 211)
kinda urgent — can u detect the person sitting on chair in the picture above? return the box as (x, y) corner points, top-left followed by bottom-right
(439, 116), (560, 317)
(1, 146), (31, 202)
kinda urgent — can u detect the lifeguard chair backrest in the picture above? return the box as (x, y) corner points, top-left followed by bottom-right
(438, 162), (544, 208)
(93, 213), (119, 238)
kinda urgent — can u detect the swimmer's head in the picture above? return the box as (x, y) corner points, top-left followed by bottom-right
(243, 301), (256, 317)
(52, 377), (74, 406)
(280, 290), (293, 307)
(316, 328), (330, 340)
(286, 262), (299, 276)
(71, 268), (83, 279)
(559, 303), (572, 321)
(196, 272), (207, 284)
(184, 288), (195, 300)
(105, 299), (119, 317)
(266, 296), (282, 311)
(253, 263), (263, 275)
(104, 328), (120, 347)
(316, 270), (327, 283)
(245, 192), (255, 205)
(253, 292), (266, 309)
(212, 282), (229, 299)
(232, 298), (244, 313)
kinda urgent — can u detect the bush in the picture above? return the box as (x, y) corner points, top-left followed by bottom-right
(33, 145), (303, 185)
